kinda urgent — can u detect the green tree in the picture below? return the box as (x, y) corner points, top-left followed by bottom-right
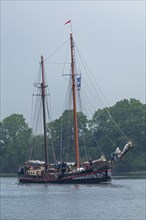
(29, 135), (44, 161)
(47, 110), (88, 162)
(91, 99), (146, 171)
(0, 114), (32, 172)
(109, 99), (146, 151)
(1, 99), (145, 173)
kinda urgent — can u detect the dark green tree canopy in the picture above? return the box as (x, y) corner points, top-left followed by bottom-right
(2, 114), (31, 142)
(0, 99), (145, 173)
(0, 114), (32, 172)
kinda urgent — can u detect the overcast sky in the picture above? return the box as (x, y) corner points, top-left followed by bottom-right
(1, 1), (145, 125)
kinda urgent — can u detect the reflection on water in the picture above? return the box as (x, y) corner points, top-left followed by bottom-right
(1, 177), (146, 220)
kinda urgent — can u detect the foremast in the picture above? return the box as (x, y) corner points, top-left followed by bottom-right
(70, 33), (80, 168)
(41, 55), (48, 170)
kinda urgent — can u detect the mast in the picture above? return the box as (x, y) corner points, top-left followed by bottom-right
(41, 55), (48, 170)
(70, 33), (80, 168)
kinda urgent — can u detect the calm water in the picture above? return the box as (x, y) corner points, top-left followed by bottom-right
(1, 177), (145, 220)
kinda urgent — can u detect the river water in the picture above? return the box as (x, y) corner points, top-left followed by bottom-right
(1, 177), (145, 220)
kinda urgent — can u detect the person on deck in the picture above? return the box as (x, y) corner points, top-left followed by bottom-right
(61, 162), (67, 175)
(111, 152), (116, 164)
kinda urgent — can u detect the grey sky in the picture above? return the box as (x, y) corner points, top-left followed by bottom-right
(1, 1), (145, 125)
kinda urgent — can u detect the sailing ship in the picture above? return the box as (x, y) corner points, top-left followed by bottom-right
(17, 26), (134, 184)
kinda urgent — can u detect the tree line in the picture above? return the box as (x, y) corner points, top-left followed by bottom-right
(0, 98), (145, 173)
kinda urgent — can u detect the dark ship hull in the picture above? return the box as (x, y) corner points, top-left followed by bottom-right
(18, 161), (111, 184)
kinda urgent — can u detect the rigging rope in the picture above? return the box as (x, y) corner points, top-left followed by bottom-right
(44, 39), (69, 61)
(78, 89), (105, 155)
(46, 97), (56, 162)
(79, 83), (118, 148)
(60, 76), (72, 161)
(74, 43), (129, 143)
(77, 90), (88, 160)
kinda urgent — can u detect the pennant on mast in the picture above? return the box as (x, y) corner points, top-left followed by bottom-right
(64, 20), (71, 25)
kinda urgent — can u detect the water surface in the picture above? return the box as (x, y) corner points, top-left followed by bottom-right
(1, 177), (145, 220)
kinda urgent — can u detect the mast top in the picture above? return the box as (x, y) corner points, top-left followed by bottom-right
(64, 20), (72, 34)
(41, 55), (44, 63)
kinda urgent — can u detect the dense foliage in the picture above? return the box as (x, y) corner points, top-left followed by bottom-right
(0, 114), (32, 172)
(0, 99), (145, 173)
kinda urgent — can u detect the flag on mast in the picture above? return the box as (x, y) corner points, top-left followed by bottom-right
(77, 76), (81, 91)
(64, 20), (71, 25)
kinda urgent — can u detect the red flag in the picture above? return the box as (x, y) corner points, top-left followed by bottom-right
(64, 20), (71, 25)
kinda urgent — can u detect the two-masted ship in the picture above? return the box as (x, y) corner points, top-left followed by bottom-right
(17, 23), (133, 184)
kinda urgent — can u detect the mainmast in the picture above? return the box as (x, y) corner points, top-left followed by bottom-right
(41, 55), (48, 170)
(70, 33), (80, 168)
